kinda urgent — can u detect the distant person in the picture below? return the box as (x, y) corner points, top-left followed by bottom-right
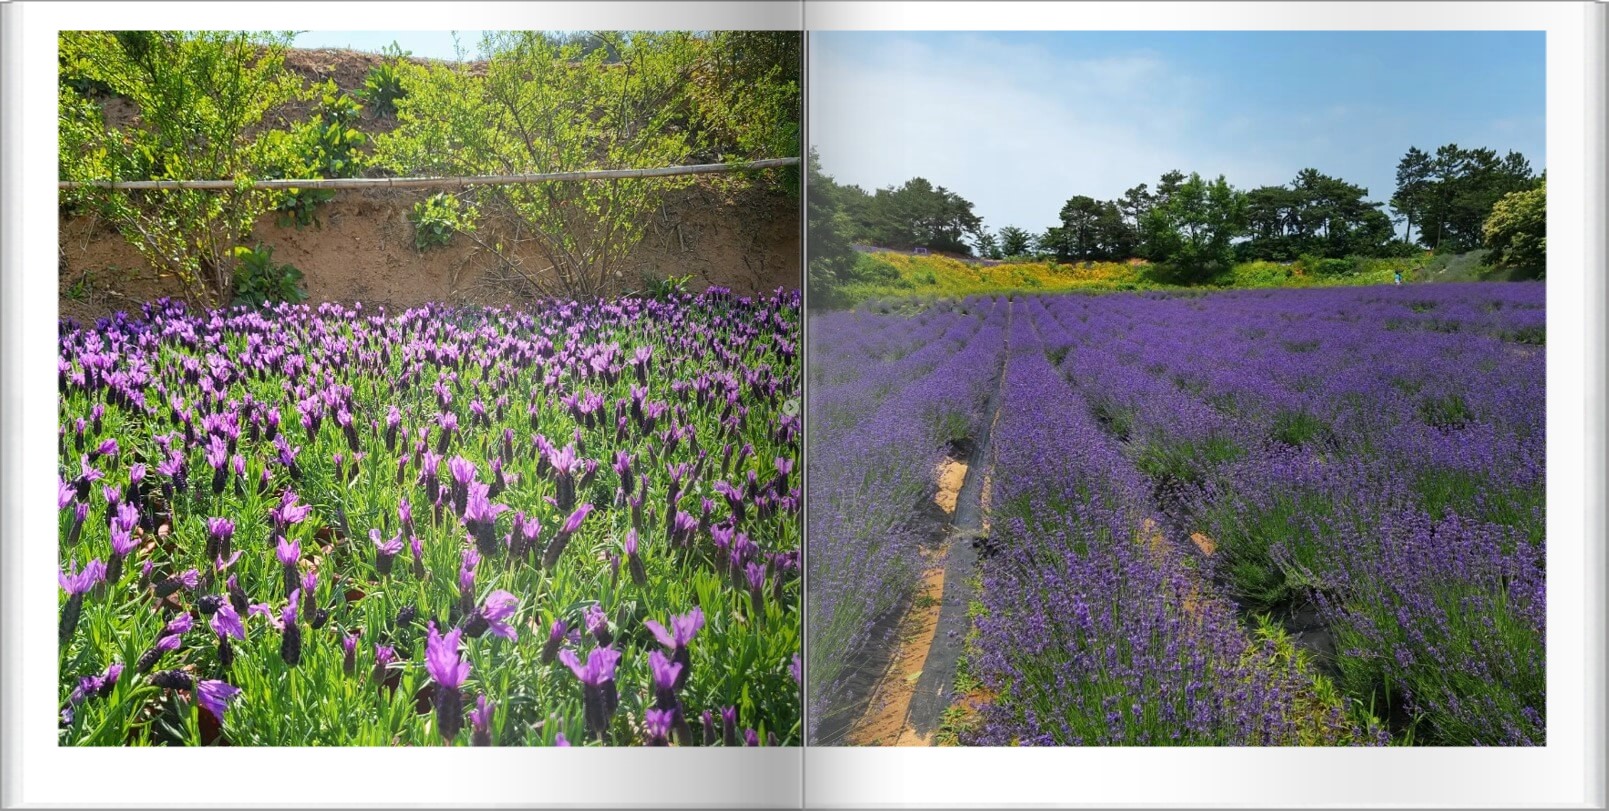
(1394, 270), (1403, 286)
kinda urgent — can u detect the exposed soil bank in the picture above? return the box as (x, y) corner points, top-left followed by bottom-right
(59, 183), (799, 322)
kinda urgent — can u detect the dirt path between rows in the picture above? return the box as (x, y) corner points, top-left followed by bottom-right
(844, 300), (1013, 746)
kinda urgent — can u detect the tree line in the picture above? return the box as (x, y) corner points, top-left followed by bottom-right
(809, 143), (1545, 287)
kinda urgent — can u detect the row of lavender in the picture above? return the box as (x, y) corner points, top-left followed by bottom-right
(58, 290), (801, 746)
(966, 296), (1372, 745)
(805, 298), (1006, 742)
(969, 283), (1544, 745)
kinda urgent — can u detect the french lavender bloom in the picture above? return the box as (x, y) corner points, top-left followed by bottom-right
(447, 455), (477, 515)
(370, 528), (404, 578)
(205, 517), (235, 564)
(558, 647), (621, 742)
(342, 631), (361, 676)
(721, 705), (739, 746)
(624, 530), (647, 587)
(58, 558), (106, 645)
(461, 481), (504, 557)
(540, 618), (567, 665)
(649, 649), (693, 745)
(470, 694), (495, 747)
(210, 600), (245, 668)
(275, 535), (301, 598)
(269, 490), (313, 534)
(410, 534), (426, 580)
(300, 570), (319, 620)
(540, 503), (594, 569)
(584, 603), (612, 647)
(159, 612), (194, 638)
(457, 547), (479, 613)
(462, 589), (519, 641)
(425, 623), (471, 742)
(135, 632), (182, 674)
(65, 500), (89, 547)
(645, 607), (704, 691)
(644, 708), (674, 746)
(279, 590), (302, 667)
(194, 679), (242, 722)
(372, 644), (399, 687)
(61, 662), (123, 724)
(152, 568), (200, 599)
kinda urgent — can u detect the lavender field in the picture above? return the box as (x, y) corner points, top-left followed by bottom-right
(58, 290), (801, 746)
(809, 283), (1544, 746)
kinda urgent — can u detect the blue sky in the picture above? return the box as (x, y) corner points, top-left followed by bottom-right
(809, 31), (1545, 234)
(292, 31), (485, 60)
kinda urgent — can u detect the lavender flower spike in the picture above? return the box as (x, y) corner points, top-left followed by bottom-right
(425, 623), (471, 742)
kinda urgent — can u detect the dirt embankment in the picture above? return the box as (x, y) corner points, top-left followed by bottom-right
(58, 48), (800, 322)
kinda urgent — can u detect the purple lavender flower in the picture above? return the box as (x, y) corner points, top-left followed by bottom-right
(461, 481), (504, 557)
(160, 613), (194, 638)
(195, 679), (242, 722)
(470, 694), (495, 747)
(370, 528), (404, 578)
(269, 490), (313, 533)
(211, 602), (245, 640)
(644, 708), (674, 746)
(425, 623), (470, 742)
(58, 558), (105, 646)
(541, 618), (567, 664)
(59, 558), (106, 596)
(275, 535), (300, 598)
(559, 647), (621, 742)
(624, 529), (647, 587)
(342, 631), (361, 676)
(205, 517), (235, 564)
(279, 590), (302, 666)
(540, 503), (593, 569)
(372, 644), (398, 686)
(463, 590), (519, 641)
(645, 607), (703, 691)
(135, 633), (181, 674)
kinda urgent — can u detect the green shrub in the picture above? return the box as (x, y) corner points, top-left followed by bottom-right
(844, 253), (900, 284)
(361, 44), (410, 117)
(230, 245), (306, 307)
(1299, 254), (1358, 276)
(409, 193), (476, 250)
(271, 82), (368, 229)
(636, 272), (694, 301)
(57, 31), (302, 307)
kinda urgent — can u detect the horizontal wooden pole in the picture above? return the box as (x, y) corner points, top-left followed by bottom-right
(59, 157), (800, 191)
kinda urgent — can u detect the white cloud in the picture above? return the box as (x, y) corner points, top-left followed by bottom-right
(808, 34), (1282, 232)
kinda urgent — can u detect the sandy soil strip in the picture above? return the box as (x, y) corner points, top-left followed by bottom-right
(845, 557), (948, 746)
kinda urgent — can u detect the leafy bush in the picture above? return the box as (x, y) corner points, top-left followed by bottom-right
(375, 32), (706, 299)
(409, 193), (476, 250)
(360, 43), (410, 117)
(270, 82), (368, 228)
(230, 244), (307, 307)
(57, 31), (303, 307)
(1483, 179), (1546, 280)
(843, 253), (900, 284)
(635, 272), (694, 301)
(1298, 254), (1359, 276)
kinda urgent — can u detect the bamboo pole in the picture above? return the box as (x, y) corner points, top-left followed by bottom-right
(58, 157), (800, 191)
